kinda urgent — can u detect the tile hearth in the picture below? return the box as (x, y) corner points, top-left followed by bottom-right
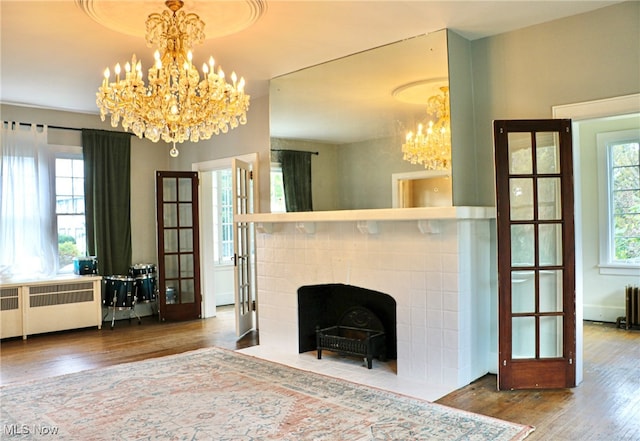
(238, 345), (455, 402)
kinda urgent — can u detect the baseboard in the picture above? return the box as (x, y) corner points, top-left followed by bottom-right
(583, 304), (625, 323)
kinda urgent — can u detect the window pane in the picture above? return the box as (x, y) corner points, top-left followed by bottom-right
(614, 214), (640, 262)
(179, 229), (193, 252)
(508, 133), (532, 174)
(181, 279), (195, 303)
(56, 177), (72, 195)
(538, 178), (561, 220)
(511, 224), (535, 267)
(178, 178), (192, 202)
(164, 229), (178, 253)
(72, 160), (84, 178)
(165, 255), (179, 279)
(512, 271), (535, 313)
(613, 166), (639, 190)
(613, 190), (640, 213)
(163, 178), (177, 201)
(73, 178), (84, 197)
(536, 132), (560, 174)
(179, 203), (193, 227)
(539, 223), (563, 266)
(56, 158), (72, 176)
(540, 270), (563, 312)
(512, 317), (535, 359)
(180, 254), (194, 278)
(163, 203), (177, 227)
(540, 316), (563, 358)
(612, 142), (639, 167)
(509, 178), (533, 220)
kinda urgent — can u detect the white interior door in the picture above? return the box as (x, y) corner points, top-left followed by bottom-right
(232, 158), (255, 337)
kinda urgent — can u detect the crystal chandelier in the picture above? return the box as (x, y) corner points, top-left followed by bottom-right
(96, 0), (250, 157)
(401, 86), (451, 170)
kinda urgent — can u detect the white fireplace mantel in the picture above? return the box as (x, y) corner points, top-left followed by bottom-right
(236, 206), (495, 223)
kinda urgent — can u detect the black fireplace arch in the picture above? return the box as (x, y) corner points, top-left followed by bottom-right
(297, 283), (397, 360)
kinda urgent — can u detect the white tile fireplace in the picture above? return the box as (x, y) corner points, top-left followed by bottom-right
(238, 207), (496, 398)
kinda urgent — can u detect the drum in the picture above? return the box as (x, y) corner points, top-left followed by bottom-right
(134, 274), (157, 303)
(102, 275), (135, 308)
(129, 263), (156, 278)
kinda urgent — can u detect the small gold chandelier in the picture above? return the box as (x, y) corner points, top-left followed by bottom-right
(402, 86), (451, 170)
(96, 0), (250, 157)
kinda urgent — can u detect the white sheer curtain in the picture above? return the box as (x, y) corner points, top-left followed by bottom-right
(0, 122), (57, 281)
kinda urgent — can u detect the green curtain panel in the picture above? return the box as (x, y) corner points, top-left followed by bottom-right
(280, 150), (313, 212)
(82, 129), (132, 276)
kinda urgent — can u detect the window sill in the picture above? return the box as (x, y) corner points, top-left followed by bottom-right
(598, 264), (640, 276)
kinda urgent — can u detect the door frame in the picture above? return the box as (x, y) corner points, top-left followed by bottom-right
(192, 153), (259, 324)
(552, 93), (640, 385)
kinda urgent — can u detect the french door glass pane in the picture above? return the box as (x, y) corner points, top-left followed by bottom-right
(165, 255), (179, 278)
(163, 204), (177, 227)
(181, 279), (195, 303)
(512, 317), (536, 359)
(511, 224), (535, 266)
(163, 179), (177, 201)
(536, 133), (560, 174)
(179, 203), (193, 227)
(510, 178), (534, 220)
(539, 224), (563, 266)
(180, 254), (194, 277)
(179, 229), (193, 252)
(178, 178), (192, 201)
(540, 316), (563, 358)
(512, 271), (535, 313)
(508, 133), (533, 174)
(164, 230), (178, 253)
(540, 270), (563, 312)
(538, 178), (562, 220)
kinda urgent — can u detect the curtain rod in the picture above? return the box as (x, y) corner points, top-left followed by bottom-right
(4, 121), (82, 132)
(6, 121), (133, 135)
(271, 149), (319, 155)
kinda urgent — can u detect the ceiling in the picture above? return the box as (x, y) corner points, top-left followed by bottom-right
(0, 0), (622, 140)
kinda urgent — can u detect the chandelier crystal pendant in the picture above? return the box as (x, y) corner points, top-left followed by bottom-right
(96, 0), (250, 157)
(401, 86), (451, 170)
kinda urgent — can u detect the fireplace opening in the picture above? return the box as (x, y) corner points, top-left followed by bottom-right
(298, 284), (397, 361)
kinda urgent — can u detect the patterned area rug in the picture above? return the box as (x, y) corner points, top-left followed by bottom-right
(1, 347), (534, 440)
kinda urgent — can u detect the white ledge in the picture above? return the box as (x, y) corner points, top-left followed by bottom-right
(235, 206), (496, 223)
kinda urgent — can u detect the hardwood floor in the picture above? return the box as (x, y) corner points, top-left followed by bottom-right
(437, 321), (640, 440)
(1, 311), (638, 440)
(0, 306), (257, 385)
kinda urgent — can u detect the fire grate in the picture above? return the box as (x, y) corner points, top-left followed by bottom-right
(316, 306), (386, 369)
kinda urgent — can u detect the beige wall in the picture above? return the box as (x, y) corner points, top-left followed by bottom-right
(470, 1), (640, 207)
(337, 135), (425, 209)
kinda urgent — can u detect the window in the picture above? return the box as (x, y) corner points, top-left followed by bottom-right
(54, 151), (86, 273)
(270, 163), (286, 213)
(597, 129), (640, 274)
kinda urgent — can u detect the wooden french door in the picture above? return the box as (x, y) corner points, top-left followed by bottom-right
(494, 119), (576, 390)
(232, 159), (255, 337)
(156, 171), (202, 321)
